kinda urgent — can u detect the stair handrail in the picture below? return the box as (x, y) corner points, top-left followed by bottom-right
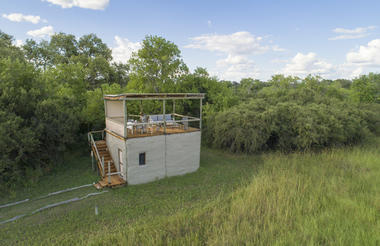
(107, 170), (122, 185)
(101, 156), (105, 177)
(89, 132), (104, 176)
(107, 171), (122, 176)
(108, 161), (111, 184)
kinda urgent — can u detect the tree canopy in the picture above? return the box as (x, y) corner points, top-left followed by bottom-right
(128, 35), (188, 92)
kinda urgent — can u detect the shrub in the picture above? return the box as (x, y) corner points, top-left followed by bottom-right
(206, 98), (379, 153)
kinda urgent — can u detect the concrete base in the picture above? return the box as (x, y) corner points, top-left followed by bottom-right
(126, 131), (201, 185)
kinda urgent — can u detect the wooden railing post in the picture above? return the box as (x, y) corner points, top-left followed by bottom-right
(91, 151), (94, 171)
(108, 161), (111, 184)
(163, 99), (166, 134)
(102, 156), (105, 177)
(200, 98), (203, 130)
(123, 99), (128, 138)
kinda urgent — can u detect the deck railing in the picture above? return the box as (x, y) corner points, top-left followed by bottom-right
(105, 113), (201, 138)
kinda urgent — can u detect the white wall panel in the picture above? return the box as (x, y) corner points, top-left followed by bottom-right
(165, 132), (201, 177)
(126, 135), (166, 185)
(106, 132), (126, 179)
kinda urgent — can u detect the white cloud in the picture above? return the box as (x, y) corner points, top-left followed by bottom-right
(329, 34), (368, 40)
(272, 45), (286, 52)
(329, 26), (376, 40)
(186, 31), (284, 80)
(111, 36), (141, 63)
(271, 58), (288, 64)
(2, 13), (44, 24)
(334, 26), (376, 34)
(185, 31), (270, 55)
(282, 52), (334, 77)
(346, 39), (380, 66)
(27, 25), (54, 38)
(216, 55), (259, 80)
(43, 0), (109, 10)
(334, 63), (364, 79)
(14, 39), (24, 47)
(281, 39), (380, 79)
(332, 38), (380, 78)
(207, 20), (212, 28)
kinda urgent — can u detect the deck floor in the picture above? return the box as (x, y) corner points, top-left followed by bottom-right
(126, 125), (199, 138)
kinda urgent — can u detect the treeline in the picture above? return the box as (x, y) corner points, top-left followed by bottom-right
(0, 30), (379, 191)
(206, 76), (380, 152)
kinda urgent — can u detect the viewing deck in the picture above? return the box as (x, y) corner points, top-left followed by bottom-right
(106, 116), (200, 139)
(103, 93), (204, 140)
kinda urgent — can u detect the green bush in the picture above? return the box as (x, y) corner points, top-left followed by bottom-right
(206, 97), (379, 153)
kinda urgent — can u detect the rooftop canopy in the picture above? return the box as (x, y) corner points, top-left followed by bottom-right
(104, 93), (205, 101)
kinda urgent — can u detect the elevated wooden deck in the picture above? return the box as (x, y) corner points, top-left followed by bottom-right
(127, 125), (199, 139)
(91, 140), (126, 189)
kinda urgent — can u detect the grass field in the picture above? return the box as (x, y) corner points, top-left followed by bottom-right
(0, 139), (379, 245)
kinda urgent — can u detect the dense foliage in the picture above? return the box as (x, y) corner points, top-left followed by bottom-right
(206, 76), (380, 152)
(0, 30), (379, 191)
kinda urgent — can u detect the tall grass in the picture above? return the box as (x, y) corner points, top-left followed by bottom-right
(87, 142), (380, 245)
(1, 139), (379, 245)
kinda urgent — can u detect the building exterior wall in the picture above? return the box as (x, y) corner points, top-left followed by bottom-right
(165, 131), (201, 177)
(105, 132), (126, 179)
(124, 131), (201, 185)
(126, 135), (166, 185)
(106, 100), (124, 118)
(106, 118), (124, 137)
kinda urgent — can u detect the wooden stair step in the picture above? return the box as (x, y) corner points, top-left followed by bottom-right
(99, 154), (111, 159)
(104, 166), (116, 170)
(92, 138), (125, 189)
(99, 153), (110, 156)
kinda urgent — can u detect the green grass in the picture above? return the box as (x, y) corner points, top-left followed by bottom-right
(1, 139), (379, 245)
(0, 150), (100, 205)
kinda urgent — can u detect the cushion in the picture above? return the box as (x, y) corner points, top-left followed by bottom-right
(150, 115), (158, 121)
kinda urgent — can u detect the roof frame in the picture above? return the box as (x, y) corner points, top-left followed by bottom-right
(104, 93), (205, 101)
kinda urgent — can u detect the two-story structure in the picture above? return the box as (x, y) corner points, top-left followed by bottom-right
(88, 93), (205, 188)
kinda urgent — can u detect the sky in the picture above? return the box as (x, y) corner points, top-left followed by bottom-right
(1, 0), (380, 81)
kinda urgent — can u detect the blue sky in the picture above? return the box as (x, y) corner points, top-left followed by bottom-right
(2, 0), (380, 81)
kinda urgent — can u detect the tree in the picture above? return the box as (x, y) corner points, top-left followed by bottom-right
(23, 39), (52, 69)
(0, 58), (44, 189)
(238, 78), (267, 99)
(0, 30), (24, 61)
(23, 32), (129, 89)
(78, 34), (112, 62)
(351, 73), (380, 103)
(128, 35), (188, 92)
(49, 32), (78, 64)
